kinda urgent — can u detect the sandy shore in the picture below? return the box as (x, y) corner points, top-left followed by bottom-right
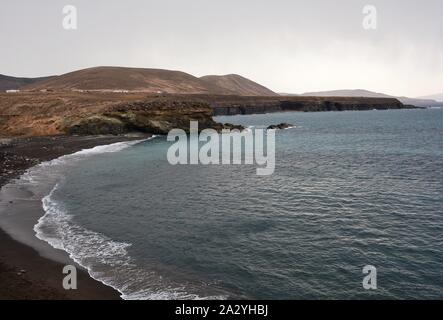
(0, 134), (150, 299)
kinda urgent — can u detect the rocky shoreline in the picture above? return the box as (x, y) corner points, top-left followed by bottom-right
(65, 100), (244, 135)
(0, 92), (414, 137)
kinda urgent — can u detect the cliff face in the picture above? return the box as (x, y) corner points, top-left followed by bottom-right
(0, 92), (408, 137)
(65, 100), (225, 135)
(210, 96), (406, 116)
(0, 92), (235, 137)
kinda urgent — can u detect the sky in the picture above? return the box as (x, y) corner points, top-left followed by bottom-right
(0, 0), (442, 97)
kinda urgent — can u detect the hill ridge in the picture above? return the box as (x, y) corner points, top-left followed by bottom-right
(0, 66), (276, 97)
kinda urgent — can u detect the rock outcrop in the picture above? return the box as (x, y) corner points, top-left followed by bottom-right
(64, 100), (241, 135)
(267, 123), (293, 130)
(0, 92), (242, 137)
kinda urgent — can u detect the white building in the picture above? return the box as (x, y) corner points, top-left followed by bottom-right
(6, 89), (20, 93)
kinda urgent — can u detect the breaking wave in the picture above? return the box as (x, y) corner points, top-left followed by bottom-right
(37, 184), (222, 300)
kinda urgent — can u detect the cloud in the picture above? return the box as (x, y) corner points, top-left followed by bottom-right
(0, 0), (441, 96)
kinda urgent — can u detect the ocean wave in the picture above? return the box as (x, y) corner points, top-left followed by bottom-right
(29, 136), (224, 300)
(36, 184), (222, 300)
(18, 139), (149, 187)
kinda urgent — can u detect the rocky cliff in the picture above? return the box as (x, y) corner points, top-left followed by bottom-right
(0, 92), (409, 137)
(0, 92), (240, 137)
(209, 96), (407, 115)
(65, 100), (230, 135)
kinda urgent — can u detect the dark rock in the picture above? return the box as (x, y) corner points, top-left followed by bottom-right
(63, 101), (245, 135)
(222, 123), (245, 131)
(65, 116), (127, 135)
(267, 123), (293, 130)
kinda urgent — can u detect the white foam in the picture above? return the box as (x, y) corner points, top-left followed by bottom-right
(16, 139), (150, 189)
(36, 179), (225, 300)
(26, 136), (225, 300)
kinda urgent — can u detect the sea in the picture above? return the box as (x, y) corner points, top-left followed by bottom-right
(16, 108), (443, 299)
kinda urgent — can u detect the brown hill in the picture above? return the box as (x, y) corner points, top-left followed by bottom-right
(23, 66), (218, 94)
(22, 66), (275, 96)
(200, 74), (277, 96)
(23, 67), (277, 96)
(0, 74), (54, 91)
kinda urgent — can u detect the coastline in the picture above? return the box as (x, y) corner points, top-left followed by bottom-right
(0, 134), (151, 300)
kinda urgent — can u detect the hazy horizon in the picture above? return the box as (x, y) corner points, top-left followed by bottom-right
(1, 0), (442, 97)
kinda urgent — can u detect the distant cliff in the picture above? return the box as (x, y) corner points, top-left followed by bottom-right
(180, 95), (408, 116)
(295, 89), (439, 108)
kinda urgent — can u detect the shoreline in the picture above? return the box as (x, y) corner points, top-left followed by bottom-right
(0, 134), (151, 300)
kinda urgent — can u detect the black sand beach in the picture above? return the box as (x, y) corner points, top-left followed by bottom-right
(0, 134), (150, 299)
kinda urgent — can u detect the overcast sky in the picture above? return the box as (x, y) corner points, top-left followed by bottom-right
(1, 0), (442, 97)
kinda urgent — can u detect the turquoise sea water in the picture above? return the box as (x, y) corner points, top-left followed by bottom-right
(34, 109), (443, 299)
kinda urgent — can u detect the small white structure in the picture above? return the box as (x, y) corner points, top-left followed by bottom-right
(6, 89), (20, 93)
